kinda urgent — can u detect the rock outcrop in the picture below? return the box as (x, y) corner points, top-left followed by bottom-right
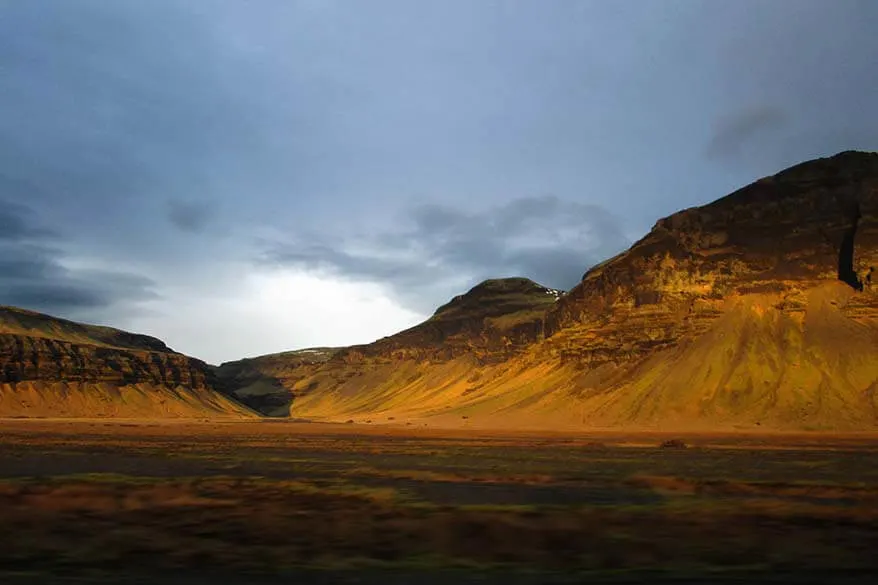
(342, 278), (563, 363)
(219, 151), (878, 430)
(0, 307), (254, 418)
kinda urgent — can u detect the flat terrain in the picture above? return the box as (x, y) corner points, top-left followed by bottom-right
(1, 420), (878, 584)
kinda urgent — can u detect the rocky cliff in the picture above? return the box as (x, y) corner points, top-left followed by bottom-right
(522, 150), (878, 429)
(0, 307), (253, 418)
(543, 150), (878, 364)
(219, 151), (878, 430)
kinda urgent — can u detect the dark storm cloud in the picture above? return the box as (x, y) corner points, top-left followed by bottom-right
(166, 199), (217, 233)
(0, 200), (157, 315)
(0, 201), (55, 241)
(706, 105), (789, 160)
(0, 1), (299, 261)
(698, 1), (878, 172)
(265, 196), (628, 311)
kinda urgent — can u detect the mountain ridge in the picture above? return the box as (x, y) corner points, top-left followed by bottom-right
(0, 305), (173, 352)
(217, 150), (878, 430)
(5, 151), (877, 428)
(0, 307), (254, 418)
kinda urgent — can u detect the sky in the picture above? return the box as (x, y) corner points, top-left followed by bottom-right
(1, 0), (877, 364)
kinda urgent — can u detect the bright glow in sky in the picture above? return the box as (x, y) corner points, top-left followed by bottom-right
(119, 270), (423, 363)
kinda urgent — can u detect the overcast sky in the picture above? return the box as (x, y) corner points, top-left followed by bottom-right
(1, 0), (877, 364)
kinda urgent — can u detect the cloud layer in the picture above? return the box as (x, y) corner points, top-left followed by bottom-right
(0, 200), (157, 316)
(265, 196), (628, 312)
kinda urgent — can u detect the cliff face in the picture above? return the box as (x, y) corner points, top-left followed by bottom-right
(0, 335), (212, 388)
(516, 150), (878, 429)
(0, 307), (253, 418)
(542, 150), (878, 366)
(220, 151), (878, 430)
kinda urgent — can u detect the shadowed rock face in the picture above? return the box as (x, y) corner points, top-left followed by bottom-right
(214, 348), (339, 417)
(0, 307), (252, 417)
(339, 277), (563, 363)
(0, 335), (212, 388)
(0, 306), (211, 388)
(221, 151), (878, 430)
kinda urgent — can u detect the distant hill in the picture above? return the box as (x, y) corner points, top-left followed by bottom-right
(214, 347), (340, 417)
(0, 307), (254, 418)
(0, 306), (172, 351)
(217, 151), (878, 431)
(214, 277), (562, 416)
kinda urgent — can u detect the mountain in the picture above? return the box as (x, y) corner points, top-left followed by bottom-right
(532, 150), (878, 430)
(214, 347), (340, 417)
(346, 277), (563, 362)
(0, 306), (254, 418)
(215, 278), (563, 416)
(217, 151), (878, 431)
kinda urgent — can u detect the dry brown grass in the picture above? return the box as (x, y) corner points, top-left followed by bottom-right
(344, 466), (557, 485)
(628, 474), (878, 502)
(0, 474), (875, 570)
(2, 420), (878, 579)
(3, 475), (877, 574)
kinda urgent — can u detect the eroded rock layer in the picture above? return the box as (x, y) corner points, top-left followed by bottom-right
(544, 150), (878, 365)
(0, 307), (253, 418)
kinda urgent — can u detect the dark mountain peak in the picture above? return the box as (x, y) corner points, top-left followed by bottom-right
(696, 150), (878, 213)
(316, 278), (564, 364)
(432, 277), (562, 321)
(777, 149), (878, 179)
(471, 277), (547, 293)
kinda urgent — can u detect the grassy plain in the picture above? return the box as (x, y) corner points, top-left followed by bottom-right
(1, 419), (877, 584)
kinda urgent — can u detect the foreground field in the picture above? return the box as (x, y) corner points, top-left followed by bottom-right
(1, 420), (877, 584)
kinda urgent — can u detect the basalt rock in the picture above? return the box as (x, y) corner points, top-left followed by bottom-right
(542, 150), (878, 367)
(0, 306), (253, 418)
